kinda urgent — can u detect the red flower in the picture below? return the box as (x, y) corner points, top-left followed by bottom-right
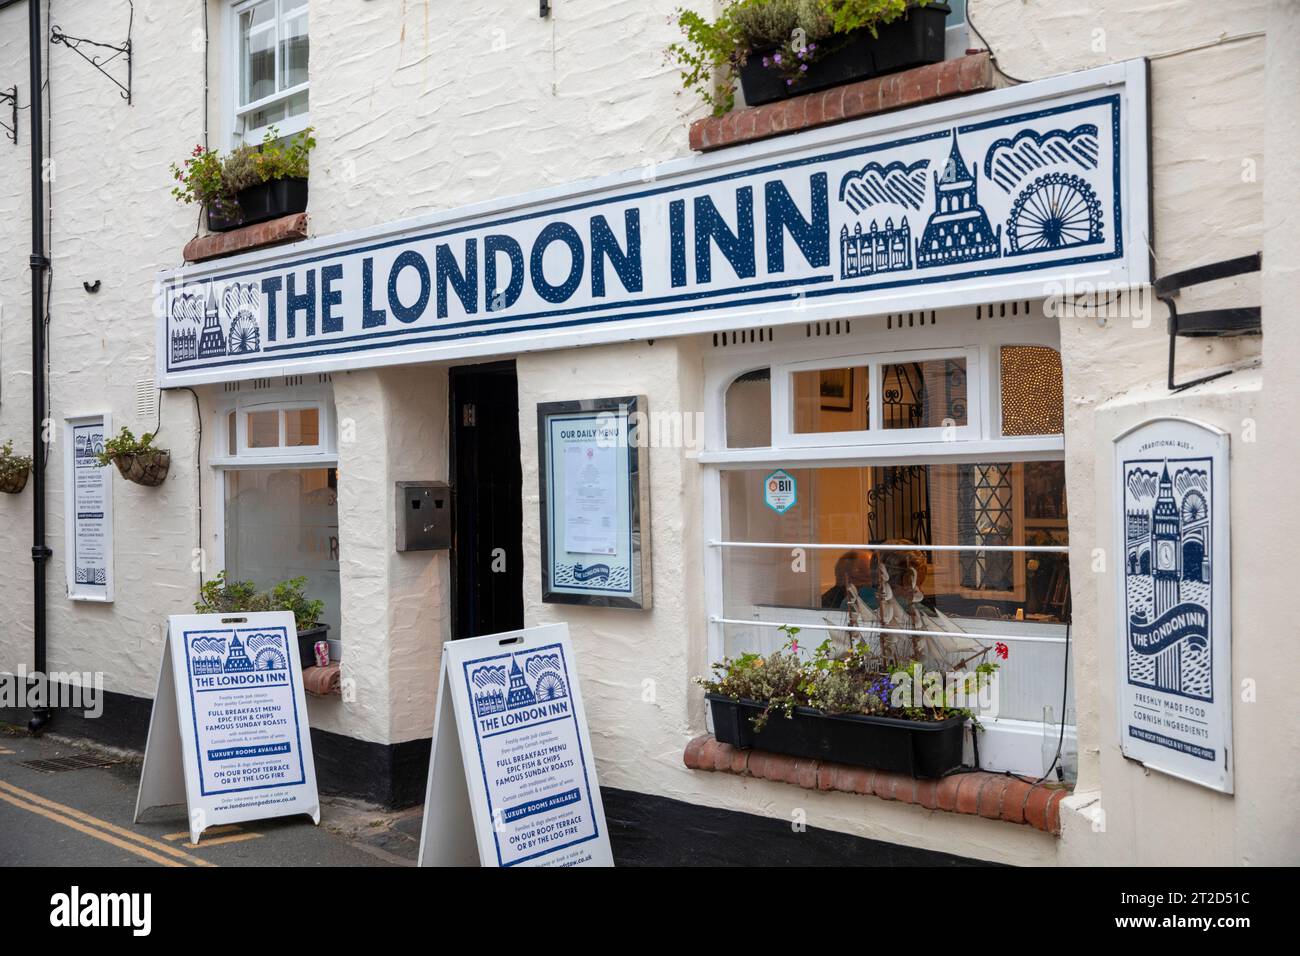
(995, 642), (1009, 660)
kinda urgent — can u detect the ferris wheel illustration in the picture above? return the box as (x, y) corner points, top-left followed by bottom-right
(223, 282), (263, 355)
(1005, 172), (1103, 254)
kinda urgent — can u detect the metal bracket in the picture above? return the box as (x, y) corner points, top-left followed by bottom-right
(50, 1), (134, 106)
(1154, 252), (1262, 393)
(0, 86), (15, 144)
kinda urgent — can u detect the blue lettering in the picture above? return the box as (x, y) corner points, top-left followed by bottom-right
(694, 187), (755, 283)
(669, 199), (687, 288)
(286, 269), (316, 338)
(530, 222), (584, 304)
(484, 234), (524, 312)
(765, 172), (828, 273)
(260, 276), (282, 341)
(436, 239), (478, 318)
(388, 250), (431, 324)
(321, 263), (344, 333)
(590, 209), (642, 297)
(362, 257), (386, 328)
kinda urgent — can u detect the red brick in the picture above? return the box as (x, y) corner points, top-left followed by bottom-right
(836, 765), (874, 795)
(746, 750), (775, 781)
(1000, 779), (1034, 825)
(183, 212), (309, 262)
(794, 758), (819, 790)
(895, 777), (918, 805)
(873, 772), (898, 801)
(916, 778), (939, 809)
(712, 741), (737, 772)
(1023, 785), (1053, 832)
(683, 734), (710, 769)
(1045, 789), (1066, 834)
(977, 776), (1009, 820)
(936, 774), (962, 812)
(955, 774), (984, 815)
(728, 746), (750, 775)
(688, 54), (995, 152)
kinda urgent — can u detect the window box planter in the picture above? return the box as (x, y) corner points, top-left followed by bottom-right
(206, 177), (309, 233)
(707, 693), (965, 778)
(297, 624), (331, 669)
(739, 3), (950, 108)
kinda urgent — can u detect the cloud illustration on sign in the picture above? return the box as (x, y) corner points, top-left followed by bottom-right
(983, 124), (1099, 193)
(525, 653), (562, 679)
(1174, 467), (1209, 497)
(1127, 467), (1160, 502)
(471, 665), (507, 688)
(838, 159), (929, 214)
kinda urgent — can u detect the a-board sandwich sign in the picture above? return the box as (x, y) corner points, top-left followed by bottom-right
(417, 623), (614, 867)
(1114, 418), (1232, 793)
(134, 612), (321, 843)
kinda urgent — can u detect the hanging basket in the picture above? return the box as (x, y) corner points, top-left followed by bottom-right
(112, 450), (171, 487)
(0, 466), (30, 494)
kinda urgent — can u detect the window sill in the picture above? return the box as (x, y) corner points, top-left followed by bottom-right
(683, 733), (1068, 835)
(689, 52), (995, 153)
(183, 212), (309, 263)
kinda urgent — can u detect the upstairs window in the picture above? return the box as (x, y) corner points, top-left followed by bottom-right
(231, 0), (309, 144)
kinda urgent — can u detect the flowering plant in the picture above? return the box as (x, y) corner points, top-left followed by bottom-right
(697, 624), (999, 730)
(0, 439), (33, 489)
(668, 0), (931, 115)
(169, 126), (315, 219)
(94, 426), (163, 467)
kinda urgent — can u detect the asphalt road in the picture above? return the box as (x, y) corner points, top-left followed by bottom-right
(0, 725), (421, 867)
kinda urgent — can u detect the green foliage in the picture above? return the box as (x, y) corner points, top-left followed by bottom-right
(667, 0), (930, 115)
(169, 126), (315, 212)
(0, 439), (33, 482)
(95, 426), (160, 468)
(195, 570), (325, 632)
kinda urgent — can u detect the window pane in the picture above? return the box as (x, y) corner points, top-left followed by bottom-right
(725, 368), (770, 448)
(284, 407), (319, 447)
(225, 468), (341, 639)
(880, 357), (967, 429)
(240, 4), (276, 106)
(718, 461), (1070, 721)
(280, 8), (309, 89)
(792, 366), (869, 433)
(246, 409), (280, 448)
(1001, 345), (1064, 436)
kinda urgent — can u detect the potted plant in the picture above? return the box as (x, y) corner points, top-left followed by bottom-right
(0, 440), (33, 494)
(95, 426), (171, 487)
(170, 126), (315, 233)
(194, 571), (329, 668)
(698, 626), (998, 777)
(669, 0), (949, 115)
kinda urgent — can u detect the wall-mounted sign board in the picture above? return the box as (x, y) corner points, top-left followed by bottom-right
(538, 396), (650, 609)
(417, 624), (613, 867)
(64, 413), (113, 602)
(1114, 418), (1232, 794)
(155, 60), (1149, 388)
(134, 612), (320, 843)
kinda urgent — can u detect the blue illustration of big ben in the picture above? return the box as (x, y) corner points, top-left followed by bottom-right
(1151, 464), (1181, 617)
(506, 658), (536, 709)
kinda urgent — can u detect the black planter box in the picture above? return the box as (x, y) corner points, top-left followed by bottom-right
(297, 624), (330, 669)
(206, 203), (243, 233)
(739, 3), (950, 108)
(707, 693), (965, 778)
(237, 176), (309, 226)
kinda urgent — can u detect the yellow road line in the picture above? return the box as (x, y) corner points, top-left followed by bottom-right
(182, 832), (263, 849)
(0, 779), (216, 867)
(164, 824), (243, 842)
(0, 747), (14, 754)
(0, 787), (185, 867)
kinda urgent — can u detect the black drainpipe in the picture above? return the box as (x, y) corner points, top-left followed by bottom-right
(28, 0), (52, 735)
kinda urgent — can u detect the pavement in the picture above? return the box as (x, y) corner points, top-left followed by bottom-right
(0, 723), (423, 867)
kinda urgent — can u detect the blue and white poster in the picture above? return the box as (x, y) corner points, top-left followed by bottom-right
(1115, 419), (1232, 793)
(155, 61), (1148, 389)
(135, 612), (321, 843)
(63, 413), (113, 602)
(417, 624), (614, 867)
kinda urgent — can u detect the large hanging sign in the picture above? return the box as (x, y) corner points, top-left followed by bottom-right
(417, 624), (614, 867)
(538, 396), (650, 609)
(155, 61), (1149, 387)
(1114, 418), (1232, 793)
(134, 612), (321, 843)
(63, 413), (114, 602)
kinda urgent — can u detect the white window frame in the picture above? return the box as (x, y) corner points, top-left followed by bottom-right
(700, 307), (1069, 777)
(224, 0), (310, 149)
(209, 386), (337, 586)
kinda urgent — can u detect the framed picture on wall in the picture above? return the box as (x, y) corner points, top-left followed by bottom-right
(537, 395), (651, 609)
(819, 368), (854, 412)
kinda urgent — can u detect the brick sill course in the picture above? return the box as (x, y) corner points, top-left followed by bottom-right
(684, 733), (1068, 835)
(183, 212), (309, 263)
(689, 52), (995, 153)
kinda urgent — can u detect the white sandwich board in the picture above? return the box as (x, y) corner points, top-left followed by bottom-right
(417, 623), (613, 867)
(134, 612), (321, 844)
